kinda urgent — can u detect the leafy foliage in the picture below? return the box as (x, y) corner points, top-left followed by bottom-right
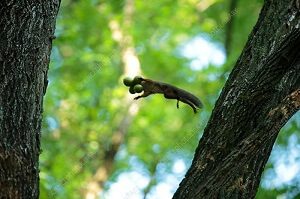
(40, 0), (300, 198)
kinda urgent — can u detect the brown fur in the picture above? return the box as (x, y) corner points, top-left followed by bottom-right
(134, 77), (203, 113)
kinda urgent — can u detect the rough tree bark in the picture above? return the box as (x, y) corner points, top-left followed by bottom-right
(173, 0), (300, 198)
(0, 1), (60, 198)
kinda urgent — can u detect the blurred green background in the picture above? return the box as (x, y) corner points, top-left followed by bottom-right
(41, 0), (300, 198)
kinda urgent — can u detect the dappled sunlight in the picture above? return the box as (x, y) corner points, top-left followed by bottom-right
(262, 123), (300, 189)
(180, 36), (226, 70)
(122, 47), (141, 77)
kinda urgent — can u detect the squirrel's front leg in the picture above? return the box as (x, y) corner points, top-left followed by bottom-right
(134, 91), (151, 100)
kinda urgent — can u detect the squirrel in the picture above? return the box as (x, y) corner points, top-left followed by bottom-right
(133, 77), (203, 113)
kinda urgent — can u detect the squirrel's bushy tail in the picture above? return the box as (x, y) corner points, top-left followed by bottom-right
(178, 88), (203, 108)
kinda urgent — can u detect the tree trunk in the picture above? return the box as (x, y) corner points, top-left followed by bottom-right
(173, 1), (300, 198)
(0, 1), (60, 198)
